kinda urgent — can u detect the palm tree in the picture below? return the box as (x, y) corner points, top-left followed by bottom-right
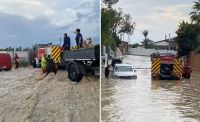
(142, 30), (149, 48)
(190, 0), (200, 24)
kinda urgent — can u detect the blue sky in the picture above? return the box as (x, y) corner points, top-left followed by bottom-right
(0, 0), (100, 48)
(115, 0), (194, 44)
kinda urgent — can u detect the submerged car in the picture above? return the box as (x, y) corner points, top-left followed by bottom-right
(113, 63), (137, 79)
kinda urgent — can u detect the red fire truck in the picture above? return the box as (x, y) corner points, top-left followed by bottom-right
(151, 53), (191, 80)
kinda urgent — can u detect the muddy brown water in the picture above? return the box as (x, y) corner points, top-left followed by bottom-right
(102, 55), (200, 122)
(0, 68), (99, 122)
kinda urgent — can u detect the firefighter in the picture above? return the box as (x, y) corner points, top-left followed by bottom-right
(62, 33), (71, 51)
(46, 55), (57, 75)
(75, 29), (83, 48)
(14, 53), (19, 69)
(87, 37), (94, 48)
(105, 65), (110, 78)
(41, 54), (47, 73)
(185, 66), (192, 79)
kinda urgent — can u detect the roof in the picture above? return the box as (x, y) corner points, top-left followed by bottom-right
(154, 37), (176, 44)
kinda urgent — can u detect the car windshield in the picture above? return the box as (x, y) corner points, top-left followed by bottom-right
(115, 66), (133, 72)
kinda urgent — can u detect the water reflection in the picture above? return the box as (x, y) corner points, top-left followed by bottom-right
(102, 55), (200, 122)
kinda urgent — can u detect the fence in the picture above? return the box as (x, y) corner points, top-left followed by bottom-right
(189, 51), (200, 71)
(0, 51), (30, 63)
(128, 47), (177, 56)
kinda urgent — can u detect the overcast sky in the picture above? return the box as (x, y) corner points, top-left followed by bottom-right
(115, 0), (193, 44)
(0, 0), (100, 48)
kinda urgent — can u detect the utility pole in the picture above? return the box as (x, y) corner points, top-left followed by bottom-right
(60, 38), (62, 46)
(169, 34), (171, 52)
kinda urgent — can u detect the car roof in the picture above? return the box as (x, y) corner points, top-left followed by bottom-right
(115, 63), (132, 67)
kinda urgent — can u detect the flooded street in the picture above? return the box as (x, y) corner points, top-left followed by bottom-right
(0, 68), (99, 122)
(102, 55), (200, 122)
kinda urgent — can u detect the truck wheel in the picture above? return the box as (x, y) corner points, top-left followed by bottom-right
(68, 63), (83, 82)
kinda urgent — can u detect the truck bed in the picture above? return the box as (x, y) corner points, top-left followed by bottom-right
(61, 45), (99, 61)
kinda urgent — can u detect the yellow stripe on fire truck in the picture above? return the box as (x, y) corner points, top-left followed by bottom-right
(151, 58), (161, 76)
(52, 46), (61, 63)
(173, 59), (183, 77)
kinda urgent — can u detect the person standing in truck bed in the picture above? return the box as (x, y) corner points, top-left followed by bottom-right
(62, 33), (71, 51)
(75, 29), (83, 48)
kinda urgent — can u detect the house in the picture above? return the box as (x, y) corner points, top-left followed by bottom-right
(154, 37), (177, 50)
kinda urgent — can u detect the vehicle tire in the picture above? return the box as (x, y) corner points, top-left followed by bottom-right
(68, 63), (83, 82)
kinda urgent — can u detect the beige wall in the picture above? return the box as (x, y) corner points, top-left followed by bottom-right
(189, 52), (200, 71)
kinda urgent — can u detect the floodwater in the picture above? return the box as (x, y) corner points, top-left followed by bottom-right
(102, 55), (200, 122)
(0, 68), (99, 122)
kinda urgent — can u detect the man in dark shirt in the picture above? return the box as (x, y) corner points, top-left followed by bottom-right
(62, 33), (71, 51)
(46, 55), (57, 75)
(75, 29), (83, 48)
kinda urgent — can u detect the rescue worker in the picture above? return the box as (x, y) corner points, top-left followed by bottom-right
(46, 55), (57, 75)
(75, 29), (83, 48)
(14, 53), (19, 69)
(87, 37), (93, 48)
(32, 57), (39, 68)
(62, 33), (71, 51)
(41, 54), (47, 73)
(105, 65), (110, 78)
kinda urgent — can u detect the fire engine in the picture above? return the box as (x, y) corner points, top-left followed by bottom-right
(151, 53), (191, 80)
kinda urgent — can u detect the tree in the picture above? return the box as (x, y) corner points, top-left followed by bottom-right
(132, 43), (140, 48)
(102, 0), (119, 8)
(190, 0), (200, 24)
(142, 30), (150, 48)
(118, 14), (135, 35)
(101, 7), (136, 49)
(141, 38), (155, 49)
(142, 30), (149, 39)
(19, 46), (22, 51)
(175, 21), (200, 56)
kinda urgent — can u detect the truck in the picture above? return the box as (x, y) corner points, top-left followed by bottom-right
(38, 44), (100, 82)
(0, 53), (12, 71)
(151, 53), (191, 80)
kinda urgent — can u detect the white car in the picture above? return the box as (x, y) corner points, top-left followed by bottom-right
(113, 63), (137, 79)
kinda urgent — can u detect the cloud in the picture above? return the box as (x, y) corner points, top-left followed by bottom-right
(116, 1), (193, 44)
(0, 0), (98, 27)
(143, 4), (191, 25)
(0, 0), (100, 47)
